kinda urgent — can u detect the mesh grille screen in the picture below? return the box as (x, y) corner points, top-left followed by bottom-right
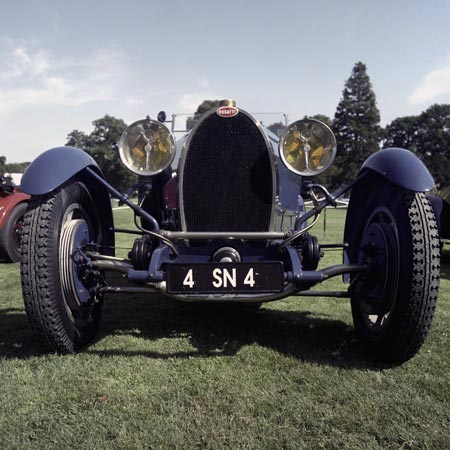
(181, 112), (273, 232)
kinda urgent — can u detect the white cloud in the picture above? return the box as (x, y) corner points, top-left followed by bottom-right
(177, 77), (223, 111)
(408, 59), (450, 105)
(179, 93), (204, 111)
(0, 40), (129, 114)
(84, 48), (128, 83)
(178, 92), (222, 112)
(0, 42), (50, 81)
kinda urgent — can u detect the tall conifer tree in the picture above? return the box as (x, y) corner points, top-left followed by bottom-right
(331, 62), (381, 188)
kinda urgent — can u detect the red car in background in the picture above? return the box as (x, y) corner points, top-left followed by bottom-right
(0, 176), (29, 262)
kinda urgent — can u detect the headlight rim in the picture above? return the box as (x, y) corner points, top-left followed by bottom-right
(279, 118), (337, 177)
(118, 118), (176, 176)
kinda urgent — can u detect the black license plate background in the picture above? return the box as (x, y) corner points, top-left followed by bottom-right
(167, 262), (283, 294)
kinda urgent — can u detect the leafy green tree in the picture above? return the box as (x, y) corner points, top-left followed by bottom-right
(5, 161), (30, 173)
(186, 100), (220, 130)
(383, 116), (419, 152)
(384, 104), (450, 186)
(331, 62), (381, 189)
(416, 104), (450, 185)
(66, 115), (136, 192)
(66, 129), (90, 150)
(267, 115), (331, 139)
(0, 156), (30, 176)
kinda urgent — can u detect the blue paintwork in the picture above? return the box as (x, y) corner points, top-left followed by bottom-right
(147, 244), (172, 282)
(361, 147), (435, 192)
(21, 146), (102, 195)
(21, 146), (116, 257)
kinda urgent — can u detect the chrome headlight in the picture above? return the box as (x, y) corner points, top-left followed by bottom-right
(279, 119), (336, 176)
(119, 118), (175, 176)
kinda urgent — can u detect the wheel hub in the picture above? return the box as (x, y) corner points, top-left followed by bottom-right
(357, 216), (399, 319)
(60, 219), (92, 309)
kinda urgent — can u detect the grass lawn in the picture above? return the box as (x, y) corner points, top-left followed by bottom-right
(0, 207), (449, 449)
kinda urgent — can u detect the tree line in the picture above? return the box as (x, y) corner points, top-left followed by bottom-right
(2, 61), (449, 192)
(267, 62), (450, 191)
(0, 157), (30, 177)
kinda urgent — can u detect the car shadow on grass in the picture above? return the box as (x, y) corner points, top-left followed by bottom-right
(86, 292), (388, 370)
(0, 307), (43, 358)
(0, 292), (388, 369)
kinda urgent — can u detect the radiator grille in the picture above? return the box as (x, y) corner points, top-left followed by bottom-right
(180, 112), (273, 232)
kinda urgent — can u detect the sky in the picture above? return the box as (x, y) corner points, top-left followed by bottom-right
(1, 0), (450, 163)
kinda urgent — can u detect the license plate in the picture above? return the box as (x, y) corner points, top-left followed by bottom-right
(166, 262), (284, 294)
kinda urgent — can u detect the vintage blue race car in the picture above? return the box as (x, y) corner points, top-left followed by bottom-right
(19, 100), (440, 362)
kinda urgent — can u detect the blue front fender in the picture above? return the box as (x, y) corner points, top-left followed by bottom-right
(22, 146), (115, 256)
(22, 146), (102, 195)
(361, 147), (435, 192)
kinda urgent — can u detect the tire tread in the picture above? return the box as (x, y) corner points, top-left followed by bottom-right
(20, 184), (101, 354)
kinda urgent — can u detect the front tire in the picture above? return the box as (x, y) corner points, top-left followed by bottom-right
(20, 182), (104, 353)
(346, 178), (440, 363)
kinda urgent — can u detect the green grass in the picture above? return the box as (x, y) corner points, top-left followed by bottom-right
(1, 208), (449, 449)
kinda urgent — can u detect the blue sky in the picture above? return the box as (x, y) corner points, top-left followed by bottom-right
(1, 0), (450, 162)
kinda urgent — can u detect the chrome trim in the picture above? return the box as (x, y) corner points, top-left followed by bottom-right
(118, 117), (176, 176)
(178, 107), (278, 232)
(279, 118), (337, 177)
(160, 231), (286, 240)
(218, 99), (237, 107)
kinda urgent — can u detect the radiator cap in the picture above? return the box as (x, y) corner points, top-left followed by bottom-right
(219, 99), (236, 107)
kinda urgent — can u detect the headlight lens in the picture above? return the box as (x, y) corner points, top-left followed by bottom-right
(119, 118), (175, 176)
(279, 119), (336, 176)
